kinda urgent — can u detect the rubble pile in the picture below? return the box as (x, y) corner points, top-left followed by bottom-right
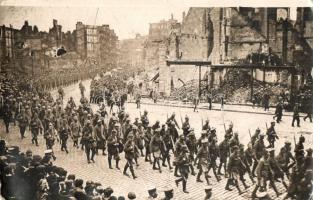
(169, 69), (289, 105)
(169, 80), (203, 101)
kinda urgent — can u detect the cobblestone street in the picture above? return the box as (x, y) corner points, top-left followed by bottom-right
(1, 80), (312, 199)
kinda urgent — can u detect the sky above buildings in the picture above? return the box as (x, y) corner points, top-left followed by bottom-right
(0, 0), (310, 39)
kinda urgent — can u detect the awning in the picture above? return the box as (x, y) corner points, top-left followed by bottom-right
(150, 72), (159, 82)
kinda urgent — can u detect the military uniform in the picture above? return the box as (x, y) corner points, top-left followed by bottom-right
(59, 120), (70, 154)
(182, 117), (190, 137)
(252, 135), (266, 177)
(225, 147), (245, 194)
(17, 111), (29, 139)
(150, 130), (163, 173)
(107, 131), (121, 169)
(266, 122), (279, 148)
(252, 151), (281, 198)
(123, 135), (137, 179)
(94, 121), (106, 155)
(70, 118), (81, 148)
(175, 145), (190, 193)
(29, 114), (42, 146)
(82, 122), (95, 163)
(218, 137), (230, 175)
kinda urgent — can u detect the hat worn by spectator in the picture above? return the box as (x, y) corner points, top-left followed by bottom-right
(127, 192), (136, 199)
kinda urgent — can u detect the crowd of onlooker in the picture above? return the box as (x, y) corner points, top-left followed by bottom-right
(0, 141), (139, 200)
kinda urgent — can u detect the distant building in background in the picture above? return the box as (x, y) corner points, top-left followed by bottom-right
(0, 25), (16, 71)
(119, 33), (147, 70)
(75, 22), (118, 67)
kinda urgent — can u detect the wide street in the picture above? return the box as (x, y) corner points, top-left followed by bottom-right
(1, 80), (312, 200)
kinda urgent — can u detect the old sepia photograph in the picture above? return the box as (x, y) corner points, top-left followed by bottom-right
(0, 0), (312, 199)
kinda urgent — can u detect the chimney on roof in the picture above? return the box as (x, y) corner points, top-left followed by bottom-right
(171, 13), (174, 20)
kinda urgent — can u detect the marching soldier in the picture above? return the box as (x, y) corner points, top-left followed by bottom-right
(250, 128), (260, 146)
(294, 135), (305, 166)
(266, 121), (279, 148)
(252, 134), (266, 177)
(185, 129), (197, 173)
(94, 120), (106, 155)
(144, 126), (153, 163)
(182, 116), (190, 137)
(251, 150), (281, 198)
(161, 127), (173, 170)
(218, 135), (230, 176)
(268, 149), (288, 189)
(225, 146), (245, 194)
(29, 113), (42, 146)
(202, 120), (210, 131)
(175, 145), (191, 193)
(225, 123), (233, 140)
(17, 109), (29, 139)
(123, 134), (138, 179)
(59, 118), (70, 154)
(208, 139), (221, 182)
(70, 116), (81, 148)
(174, 135), (186, 177)
(141, 110), (149, 129)
(107, 130), (121, 169)
(82, 120), (96, 163)
(44, 123), (58, 150)
(196, 139), (210, 184)
(276, 141), (295, 178)
(150, 129), (163, 173)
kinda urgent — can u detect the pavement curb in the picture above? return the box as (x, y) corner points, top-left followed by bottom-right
(127, 101), (305, 117)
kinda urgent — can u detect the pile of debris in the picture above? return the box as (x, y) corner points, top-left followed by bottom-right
(169, 80), (203, 101)
(169, 69), (289, 105)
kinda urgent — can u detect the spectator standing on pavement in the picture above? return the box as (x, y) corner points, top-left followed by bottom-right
(2, 101), (12, 133)
(136, 93), (141, 109)
(193, 96), (199, 112)
(273, 102), (283, 123)
(263, 92), (270, 111)
(207, 93), (212, 110)
(220, 96), (224, 111)
(292, 103), (300, 127)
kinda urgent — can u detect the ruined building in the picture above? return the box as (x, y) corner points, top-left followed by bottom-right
(145, 7), (313, 96)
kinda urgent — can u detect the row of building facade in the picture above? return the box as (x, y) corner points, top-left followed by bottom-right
(0, 19), (118, 73)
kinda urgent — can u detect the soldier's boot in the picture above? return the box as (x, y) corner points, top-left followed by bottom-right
(271, 182), (281, 197)
(162, 157), (167, 167)
(130, 167), (137, 179)
(174, 166), (179, 177)
(152, 159), (157, 170)
(108, 158), (113, 169)
(156, 159), (162, 173)
(251, 185), (259, 198)
(190, 165), (196, 176)
(65, 147), (69, 154)
(134, 157), (139, 167)
(145, 153), (149, 162)
(35, 139), (39, 146)
(225, 179), (233, 191)
(205, 173), (211, 185)
(242, 180), (250, 189)
(140, 149), (144, 157)
(235, 182), (244, 195)
(252, 162), (257, 177)
(182, 180), (188, 193)
(167, 157), (173, 170)
(196, 172), (203, 182)
(213, 169), (221, 182)
(116, 160), (120, 170)
(123, 164), (129, 176)
(217, 163), (223, 175)
(102, 149), (106, 156)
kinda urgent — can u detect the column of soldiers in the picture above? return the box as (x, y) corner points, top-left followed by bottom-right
(1, 72), (313, 200)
